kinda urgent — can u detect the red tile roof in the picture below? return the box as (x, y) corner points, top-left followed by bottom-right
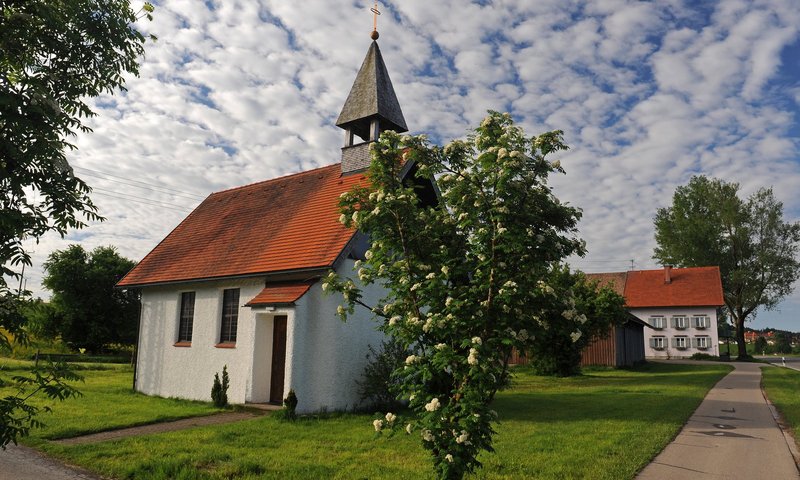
(245, 282), (315, 306)
(584, 272), (627, 296)
(624, 267), (724, 307)
(586, 267), (724, 308)
(117, 164), (366, 287)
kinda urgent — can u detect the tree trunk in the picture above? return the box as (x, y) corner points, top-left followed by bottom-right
(734, 309), (748, 359)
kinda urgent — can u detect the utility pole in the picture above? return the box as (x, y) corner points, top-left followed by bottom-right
(17, 263), (25, 297)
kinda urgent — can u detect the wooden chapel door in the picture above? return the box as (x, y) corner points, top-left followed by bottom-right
(269, 316), (287, 404)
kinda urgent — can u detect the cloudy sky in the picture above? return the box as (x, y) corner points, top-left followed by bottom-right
(19, 0), (800, 330)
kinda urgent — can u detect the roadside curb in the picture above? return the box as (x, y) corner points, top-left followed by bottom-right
(761, 365), (800, 474)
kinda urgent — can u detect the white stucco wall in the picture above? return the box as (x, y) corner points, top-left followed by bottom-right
(630, 306), (719, 359)
(284, 259), (386, 414)
(135, 259), (386, 412)
(135, 278), (265, 404)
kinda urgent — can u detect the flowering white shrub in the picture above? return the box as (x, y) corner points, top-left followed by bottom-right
(527, 266), (627, 377)
(324, 112), (624, 479)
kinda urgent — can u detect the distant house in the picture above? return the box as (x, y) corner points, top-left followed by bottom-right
(744, 330), (776, 344)
(586, 266), (725, 359)
(117, 38), (435, 413)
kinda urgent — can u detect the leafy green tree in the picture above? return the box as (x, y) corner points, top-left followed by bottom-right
(754, 336), (769, 355)
(653, 176), (800, 359)
(0, 293), (28, 353)
(529, 267), (628, 377)
(325, 112), (620, 479)
(42, 245), (138, 353)
(0, 361), (82, 449)
(19, 298), (61, 341)
(1, 0), (152, 449)
(1, 0), (153, 284)
(1, 288), (84, 450)
(774, 332), (792, 354)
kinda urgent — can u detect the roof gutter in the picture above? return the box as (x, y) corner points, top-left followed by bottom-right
(115, 265), (334, 290)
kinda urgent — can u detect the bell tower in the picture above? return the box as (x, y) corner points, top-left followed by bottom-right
(337, 4), (407, 174)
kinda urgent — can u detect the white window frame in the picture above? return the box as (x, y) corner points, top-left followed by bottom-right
(672, 315), (689, 330)
(673, 336), (689, 350)
(693, 315), (709, 329)
(649, 316), (666, 330)
(694, 336), (710, 350)
(650, 336), (666, 350)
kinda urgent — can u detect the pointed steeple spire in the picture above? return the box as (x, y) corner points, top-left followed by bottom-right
(337, 40), (407, 145)
(338, 5), (407, 174)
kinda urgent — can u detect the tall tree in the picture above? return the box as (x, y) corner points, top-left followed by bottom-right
(42, 245), (138, 353)
(653, 176), (800, 359)
(1, 0), (153, 285)
(0, 0), (152, 448)
(774, 332), (792, 355)
(754, 335), (768, 355)
(326, 112), (623, 479)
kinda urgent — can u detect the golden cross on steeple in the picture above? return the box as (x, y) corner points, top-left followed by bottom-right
(370, 1), (381, 40)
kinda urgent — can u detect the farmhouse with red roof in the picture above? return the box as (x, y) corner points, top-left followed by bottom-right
(586, 266), (724, 359)
(117, 37), (434, 412)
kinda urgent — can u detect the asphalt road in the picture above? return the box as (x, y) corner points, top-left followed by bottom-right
(0, 444), (102, 480)
(757, 355), (800, 371)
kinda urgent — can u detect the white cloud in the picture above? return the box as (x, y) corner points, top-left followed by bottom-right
(9, 0), (799, 331)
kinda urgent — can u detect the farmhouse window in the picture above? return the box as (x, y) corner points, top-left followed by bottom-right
(177, 292), (195, 343)
(693, 336), (710, 349)
(649, 336), (666, 350)
(692, 315), (710, 329)
(220, 288), (240, 344)
(649, 316), (666, 329)
(672, 315), (689, 330)
(672, 336), (689, 350)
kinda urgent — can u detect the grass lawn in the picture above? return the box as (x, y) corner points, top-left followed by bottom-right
(0, 358), (221, 444)
(762, 366), (800, 443)
(20, 362), (731, 480)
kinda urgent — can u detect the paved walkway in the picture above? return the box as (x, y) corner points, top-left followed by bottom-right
(55, 411), (260, 445)
(637, 361), (800, 480)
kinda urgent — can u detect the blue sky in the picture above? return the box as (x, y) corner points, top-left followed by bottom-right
(20, 0), (800, 330)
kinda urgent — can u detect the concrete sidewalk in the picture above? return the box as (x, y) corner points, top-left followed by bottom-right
(55, 410), (260, 446)
(637, 362), (800, 480)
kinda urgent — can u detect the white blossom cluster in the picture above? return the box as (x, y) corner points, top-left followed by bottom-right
(424, 398), (441, 412)
(372, 412), (397, 432)
(467, 348), (479, 365)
